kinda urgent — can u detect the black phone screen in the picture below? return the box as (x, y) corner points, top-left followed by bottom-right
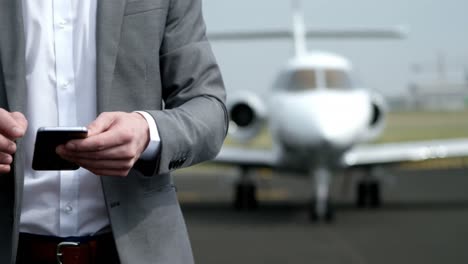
(32, 127), (88, 171)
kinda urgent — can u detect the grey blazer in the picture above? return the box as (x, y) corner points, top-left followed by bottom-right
(0, 0), (228, 263)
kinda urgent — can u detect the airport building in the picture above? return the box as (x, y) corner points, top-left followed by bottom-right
(388, 60), (468, 111)
(407, 82), (468, 111)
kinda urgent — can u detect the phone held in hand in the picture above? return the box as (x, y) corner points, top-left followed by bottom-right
(32, 126), (88, 171)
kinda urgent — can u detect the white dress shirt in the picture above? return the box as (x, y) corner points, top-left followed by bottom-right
(20, 0), (160, 237)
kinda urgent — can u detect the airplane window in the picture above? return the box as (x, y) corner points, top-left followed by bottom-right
(325, 70), (351, 89)
(275, 70), (317, 91)
(294, 70), (317, 90)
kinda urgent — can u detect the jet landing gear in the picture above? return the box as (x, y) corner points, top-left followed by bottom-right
(356, 168), (382, 208)
(234, 182), (258, 210)
(309, 200), (334, 222)
(309, 167), (334, 222)
(233, 168), (258, 210)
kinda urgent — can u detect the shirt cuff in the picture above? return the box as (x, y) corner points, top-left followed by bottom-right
(134, 111), (161, 160)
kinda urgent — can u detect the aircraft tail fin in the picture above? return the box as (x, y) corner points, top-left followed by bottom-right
(291, 0), (307, 57)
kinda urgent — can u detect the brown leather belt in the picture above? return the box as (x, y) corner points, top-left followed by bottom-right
(16, 232), (120, 264)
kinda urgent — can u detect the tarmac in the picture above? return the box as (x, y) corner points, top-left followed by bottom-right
(173, 166), (468, 264)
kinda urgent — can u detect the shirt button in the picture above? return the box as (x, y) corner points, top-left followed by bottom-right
(61, 82), (70, 90)
(64, 205), (73, 214)
(58, 20), (67, 29)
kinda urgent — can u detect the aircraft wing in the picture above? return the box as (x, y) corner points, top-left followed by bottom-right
(342, 138), (468, 167)
(213, 147), (278, 168)
(207, 26), (407, 41)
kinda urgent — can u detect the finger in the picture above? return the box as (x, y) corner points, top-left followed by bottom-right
(0, 164), (11, 174)
(72, 158), (134, 171)
(57, 143), (138, 161)
(0, 109), (25, 139)
(0, 152), (13, 165)
(86, 168), (130, 177)
(65, 128), (131, 152)
(0, 135), (16, 154)
(58, 147), (134, 169)
(71, 158), (132, 177)
(87, 112), (118, 137)
(57, 150), (131, 177)
(10, 112), (28, 131)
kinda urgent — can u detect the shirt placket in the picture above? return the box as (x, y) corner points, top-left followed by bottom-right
(53, 0), (79, 236)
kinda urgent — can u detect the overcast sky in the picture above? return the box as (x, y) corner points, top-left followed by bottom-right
(202, 0), (468, 97)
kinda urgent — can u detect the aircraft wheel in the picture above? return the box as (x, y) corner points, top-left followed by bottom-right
(309, 201), (334, 223)
(368, 181), (381, 208)
(356, 181), (381, 209)
(356, 182), (367, 208)
(233, 182), (258, 210)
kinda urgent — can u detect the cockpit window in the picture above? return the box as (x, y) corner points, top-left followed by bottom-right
(274, 68), (353, 91)
(275, 69), (317, 91)
(325, 69), (352, 89)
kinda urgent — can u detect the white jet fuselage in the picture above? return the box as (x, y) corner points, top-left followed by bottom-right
(269, 89), (376, 170)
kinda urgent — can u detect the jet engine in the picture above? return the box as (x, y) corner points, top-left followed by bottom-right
(359, 92), (387, 142)
(227, 92), (267, 142)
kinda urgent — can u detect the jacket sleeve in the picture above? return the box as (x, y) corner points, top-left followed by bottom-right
(141, 0), (228, 176)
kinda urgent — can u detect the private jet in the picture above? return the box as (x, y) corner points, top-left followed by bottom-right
(208, 0), (468, 221)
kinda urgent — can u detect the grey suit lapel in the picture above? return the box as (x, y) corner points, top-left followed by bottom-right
(0, 0), (27, 114)
(0, 1), (27, 259)
(96, 0), (128, 113)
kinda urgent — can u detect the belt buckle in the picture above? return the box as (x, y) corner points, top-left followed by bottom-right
(56, 241), (80, 264)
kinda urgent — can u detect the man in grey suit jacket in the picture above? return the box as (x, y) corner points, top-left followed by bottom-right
(0, 0), (227, 263)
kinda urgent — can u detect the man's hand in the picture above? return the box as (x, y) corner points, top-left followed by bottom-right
(0, 109), (28, 173)
(56, 112), (150, 177)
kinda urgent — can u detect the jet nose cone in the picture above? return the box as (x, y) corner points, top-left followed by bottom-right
(310, 91), (372, 146)
(270, 90), (372, 150)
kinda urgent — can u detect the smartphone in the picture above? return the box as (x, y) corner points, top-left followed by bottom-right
(32, 127), (88, 171)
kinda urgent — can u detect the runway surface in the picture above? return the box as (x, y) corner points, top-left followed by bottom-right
(173, 167), (468, 264)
